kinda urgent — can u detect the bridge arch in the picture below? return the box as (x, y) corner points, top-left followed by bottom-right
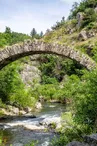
(0, 39), (96, 70)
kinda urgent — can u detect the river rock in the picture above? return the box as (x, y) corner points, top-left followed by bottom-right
(39, 117), (61, 129)
(13, 143), (23, 146)
(7, 105), (19, 115)
(19, 110), (26, 115)
(24, 107), (32, 113)
(12, 107), (19, 115)
(24, 124), (45, 131)
(35, 102), (42, 109)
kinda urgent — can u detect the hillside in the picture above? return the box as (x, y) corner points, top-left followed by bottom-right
(43, 3), (97, 63)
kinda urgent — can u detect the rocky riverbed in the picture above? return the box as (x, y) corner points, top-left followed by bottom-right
(0, 102), (66, 146)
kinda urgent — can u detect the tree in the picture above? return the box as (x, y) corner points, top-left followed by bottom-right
(40, 31), (43, 37)
(61, 16), (65, 22)
(5, 26), (11, 33)
(71, 2), (79, 12)
(30, 28), (37, 38)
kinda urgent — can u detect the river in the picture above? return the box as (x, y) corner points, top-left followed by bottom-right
(0, 103), (67, 146)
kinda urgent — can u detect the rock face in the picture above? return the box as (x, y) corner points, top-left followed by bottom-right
(76, 12), (84, 29)
(20, 56), (41, 87)
(0, 39), (96, 70)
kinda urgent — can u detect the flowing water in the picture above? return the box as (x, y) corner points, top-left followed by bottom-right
(0, 103), (67, 146)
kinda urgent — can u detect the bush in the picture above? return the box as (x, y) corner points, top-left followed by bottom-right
(51, 124), (92, 146)
(0, 61), (37, 108)
(60, 69), (97, 128)
(25, 140), (38, 146)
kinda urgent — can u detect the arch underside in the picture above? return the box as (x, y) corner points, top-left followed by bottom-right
(0, 40), (96, 70)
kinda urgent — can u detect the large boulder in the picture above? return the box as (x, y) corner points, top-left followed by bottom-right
(84, 134), (97, 146)
(87, 31), (96, 38)
(78, 30), (96, 41)
(78, 30), (88, 41)
(39, 117), (61, 129)
(67, 134), (97, 146)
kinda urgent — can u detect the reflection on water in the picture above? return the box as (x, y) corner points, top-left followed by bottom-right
(0, 103), (66, 146)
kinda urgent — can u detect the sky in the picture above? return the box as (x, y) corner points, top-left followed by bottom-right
(0, 0), (80, 35)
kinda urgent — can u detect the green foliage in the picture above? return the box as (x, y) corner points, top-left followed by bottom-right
(82, 8), (97, 28)
(51, 124), (92, 146)
(5, 26), (11, 34)
(0, 27), (31, 48)
(72, 69), (97, 127)
(39, 55), (83, 84)
(30, 28), (37, 38)
(0, 137), (5, 146)
(0, 136), (12, 146)
(40, 31), (43, 37)
(25, 140), (38, 146)
(58, 69), (97, 128)
(51, 17), (65, 30)
(34, 84), (58, 101)
(86, 22), (96, 30)
(92, 43), (97, 62)
(31, 81), (68, 102)
(0, 61), (36, 108)
(68, 0), (97, 28)
(30, 28), (43, 39)
(69, 0), (97, 18)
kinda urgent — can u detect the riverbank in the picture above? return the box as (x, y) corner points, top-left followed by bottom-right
(0, 101), (42, 117)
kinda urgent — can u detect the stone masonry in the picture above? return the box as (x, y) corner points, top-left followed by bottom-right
(0, 39), (96, 70)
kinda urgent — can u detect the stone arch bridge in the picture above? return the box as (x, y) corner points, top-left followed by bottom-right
(0, 39), (96, 70)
